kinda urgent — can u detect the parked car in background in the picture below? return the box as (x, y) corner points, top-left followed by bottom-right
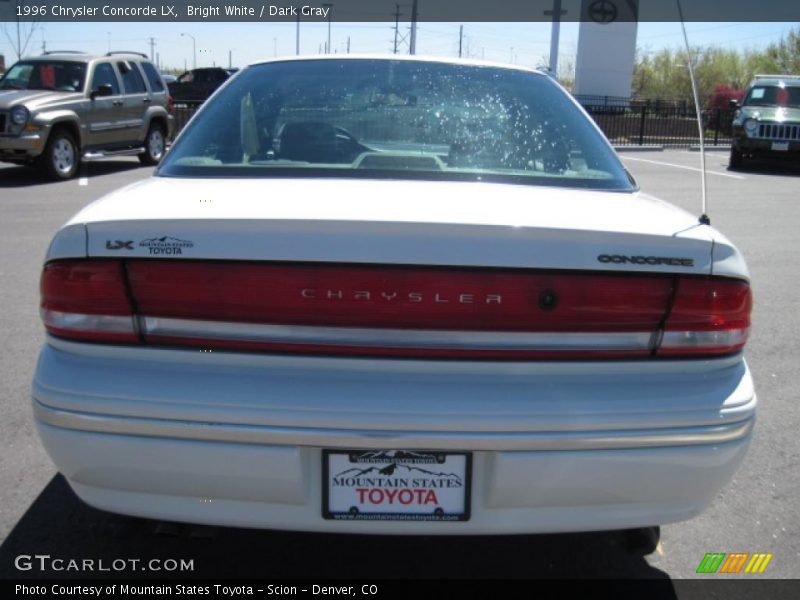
(33, 56), (755, 541)
(167, 67), (231, 102)
(730, 73), (800, 169)
(0, 51), (173, 179)
(161, 73), (177, 84)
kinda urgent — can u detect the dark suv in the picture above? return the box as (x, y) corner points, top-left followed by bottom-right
(167, 67), (231, 102)
(0, 51), (174, 179)
(730, 74), (800, 169)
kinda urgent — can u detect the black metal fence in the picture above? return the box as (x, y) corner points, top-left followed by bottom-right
(171, 101), (203, 135)
(575, 95), (735, 148)
(171, 96), (736, 149)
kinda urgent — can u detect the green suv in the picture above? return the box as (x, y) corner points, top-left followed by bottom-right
(730, 74), (800, 169)
(0, 51), (174, 180)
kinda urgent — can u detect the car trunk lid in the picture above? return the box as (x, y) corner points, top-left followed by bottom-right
(75, 177), (714, 274)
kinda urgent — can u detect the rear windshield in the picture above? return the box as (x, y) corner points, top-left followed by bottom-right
(159, 59), (633, 191)
(744, 85), (800, 108)
(0, 61), (87, 92)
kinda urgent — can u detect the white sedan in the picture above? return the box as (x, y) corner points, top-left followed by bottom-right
(33, 56), (755, 537)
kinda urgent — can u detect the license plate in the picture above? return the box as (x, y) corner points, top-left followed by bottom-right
(323, 450), (471, 522)
(772, 141), (789, 151)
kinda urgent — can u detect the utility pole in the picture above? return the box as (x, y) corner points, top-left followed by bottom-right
(458, 25), (463, 58)
(296, 14), (300, 55)
(544, 0), (567, 75)
(409, 0), (418, 55)
(180, 32), (196, 70)
(148, 37), (156, 61)
(393, 4), (401, 55)
(274, 37), (277, 57)
(323, 3), (333, 54)
(229, 49), (232, 68)
(347, 36), (350, 54)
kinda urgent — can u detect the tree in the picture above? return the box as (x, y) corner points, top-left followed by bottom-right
(1, 1), (39, 61)
(762, 28), (800, 73)
(631, 27), (800, 103)
(557, 55), (575, 91)
(707, 84), (744, 110)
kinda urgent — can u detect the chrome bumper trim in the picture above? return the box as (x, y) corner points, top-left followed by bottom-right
(143, 316), (653, 351)
(33, 399), (754, 451)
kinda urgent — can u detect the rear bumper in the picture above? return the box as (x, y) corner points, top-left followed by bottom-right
(34, 400), (753, 452)
(32, 337), (756, 534)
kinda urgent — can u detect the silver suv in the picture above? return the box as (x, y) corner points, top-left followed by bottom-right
(0, 51), (174, 180)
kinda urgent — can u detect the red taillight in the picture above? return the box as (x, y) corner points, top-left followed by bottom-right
(657, 277), (752, 356)
(40, 260), (137, 343)
(167, 95), (174, 114)
(40, 259), (752, 359)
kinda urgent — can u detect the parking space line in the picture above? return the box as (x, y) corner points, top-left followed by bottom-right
(620, 156), (746, 179)
(78, 177), (88, 186)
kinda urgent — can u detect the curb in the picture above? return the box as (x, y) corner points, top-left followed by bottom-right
(687, 145), (731, 152)
(613, 145), (664, 152)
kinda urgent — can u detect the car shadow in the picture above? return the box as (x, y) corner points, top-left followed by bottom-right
(0, 475), (675, 588)
(0, 160), (145, 189)
(728, 159), (800, 176)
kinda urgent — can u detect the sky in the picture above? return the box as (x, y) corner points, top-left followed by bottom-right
(0, 20), (796, 73)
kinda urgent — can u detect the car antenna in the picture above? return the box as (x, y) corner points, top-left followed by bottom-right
(676, 0), (710, 225)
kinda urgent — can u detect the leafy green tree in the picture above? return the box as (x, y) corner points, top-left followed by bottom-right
(762, 28), (800, 73)
(632, 27), (800, 103)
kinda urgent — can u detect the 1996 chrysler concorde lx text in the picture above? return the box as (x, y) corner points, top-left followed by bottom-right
(32, 56), (755, 535)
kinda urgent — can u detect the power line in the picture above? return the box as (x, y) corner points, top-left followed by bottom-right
(639, 22), (771, 41)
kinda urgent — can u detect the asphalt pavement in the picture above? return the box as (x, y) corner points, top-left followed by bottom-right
(0, 152), (798, 583)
